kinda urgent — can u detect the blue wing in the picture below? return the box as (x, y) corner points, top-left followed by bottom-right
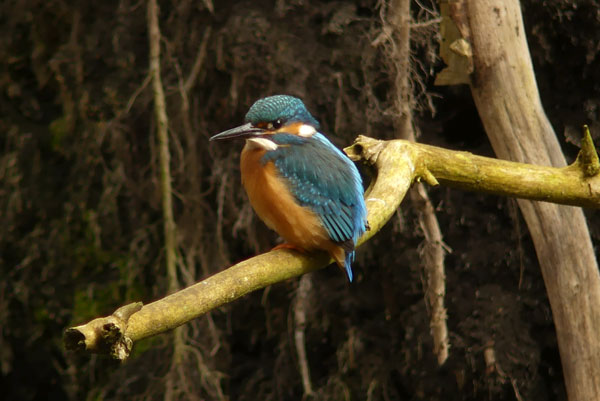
(262, 133), (368, 280)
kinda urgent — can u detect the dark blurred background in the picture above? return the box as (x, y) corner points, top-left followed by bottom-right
(1, 0), (599, 400)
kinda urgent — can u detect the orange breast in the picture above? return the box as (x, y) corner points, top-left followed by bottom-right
(240, 143), (337, 255)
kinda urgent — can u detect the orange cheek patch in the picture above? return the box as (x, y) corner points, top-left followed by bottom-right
(273, 122), (303, 135)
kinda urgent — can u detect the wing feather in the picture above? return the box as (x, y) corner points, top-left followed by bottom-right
(261, 133), (367, 248)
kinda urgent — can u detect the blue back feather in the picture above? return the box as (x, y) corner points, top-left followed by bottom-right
(261, 132), (367, 281)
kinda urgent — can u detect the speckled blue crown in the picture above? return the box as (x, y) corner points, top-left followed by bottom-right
(245, 95), (320, 129)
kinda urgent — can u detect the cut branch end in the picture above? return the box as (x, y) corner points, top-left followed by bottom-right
(63, 302), (142, 360)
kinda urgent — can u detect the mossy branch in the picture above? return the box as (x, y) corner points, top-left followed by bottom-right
(577, 125), (600, 177)
(64, 135), (600, 359)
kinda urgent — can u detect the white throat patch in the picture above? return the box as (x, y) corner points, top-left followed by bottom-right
(298, 124), (317, 137)
(246, 137), (278, 151)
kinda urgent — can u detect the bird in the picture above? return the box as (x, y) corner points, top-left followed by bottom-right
(210, 95), (368, 281)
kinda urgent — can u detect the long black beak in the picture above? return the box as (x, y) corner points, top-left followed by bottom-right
(209, 122), (265, 141)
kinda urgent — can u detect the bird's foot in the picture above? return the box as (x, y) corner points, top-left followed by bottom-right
(271, 243), (307, 253)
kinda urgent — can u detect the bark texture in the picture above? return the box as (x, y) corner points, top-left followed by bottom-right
(458, 1), (600, 400)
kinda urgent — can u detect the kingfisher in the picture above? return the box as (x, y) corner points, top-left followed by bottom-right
(210, 95), (368, 281)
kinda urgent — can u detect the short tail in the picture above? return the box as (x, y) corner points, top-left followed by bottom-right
(344, 250), (355, 282)
(329, 245), (355, 282)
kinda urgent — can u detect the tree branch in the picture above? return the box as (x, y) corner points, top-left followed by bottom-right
(438, 1), (600, 399)
(406, 135), (600, 207)
(64, 135), (599, 359)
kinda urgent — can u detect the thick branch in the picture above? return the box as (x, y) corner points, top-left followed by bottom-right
(410, 140), (600, 208)
(63, 137), (412, 355)
(439, 1), (600, 400)
(64, 136), (599, 358)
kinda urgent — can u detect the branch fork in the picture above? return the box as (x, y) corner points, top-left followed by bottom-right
(65, 134), (599, 360)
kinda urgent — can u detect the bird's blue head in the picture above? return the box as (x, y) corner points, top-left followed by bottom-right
(209, 95), (320, 144)
(244, 95), (320, 130)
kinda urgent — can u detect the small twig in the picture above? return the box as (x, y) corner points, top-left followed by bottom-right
(510, 378), (525, 401)
(184, 26), (211, 93)
(410, 17), (442, 29)
(577, 125), (600, 177)
(123, 74), (152, 115)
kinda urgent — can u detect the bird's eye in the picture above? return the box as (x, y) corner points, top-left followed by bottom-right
(269, 119), (283, 130)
